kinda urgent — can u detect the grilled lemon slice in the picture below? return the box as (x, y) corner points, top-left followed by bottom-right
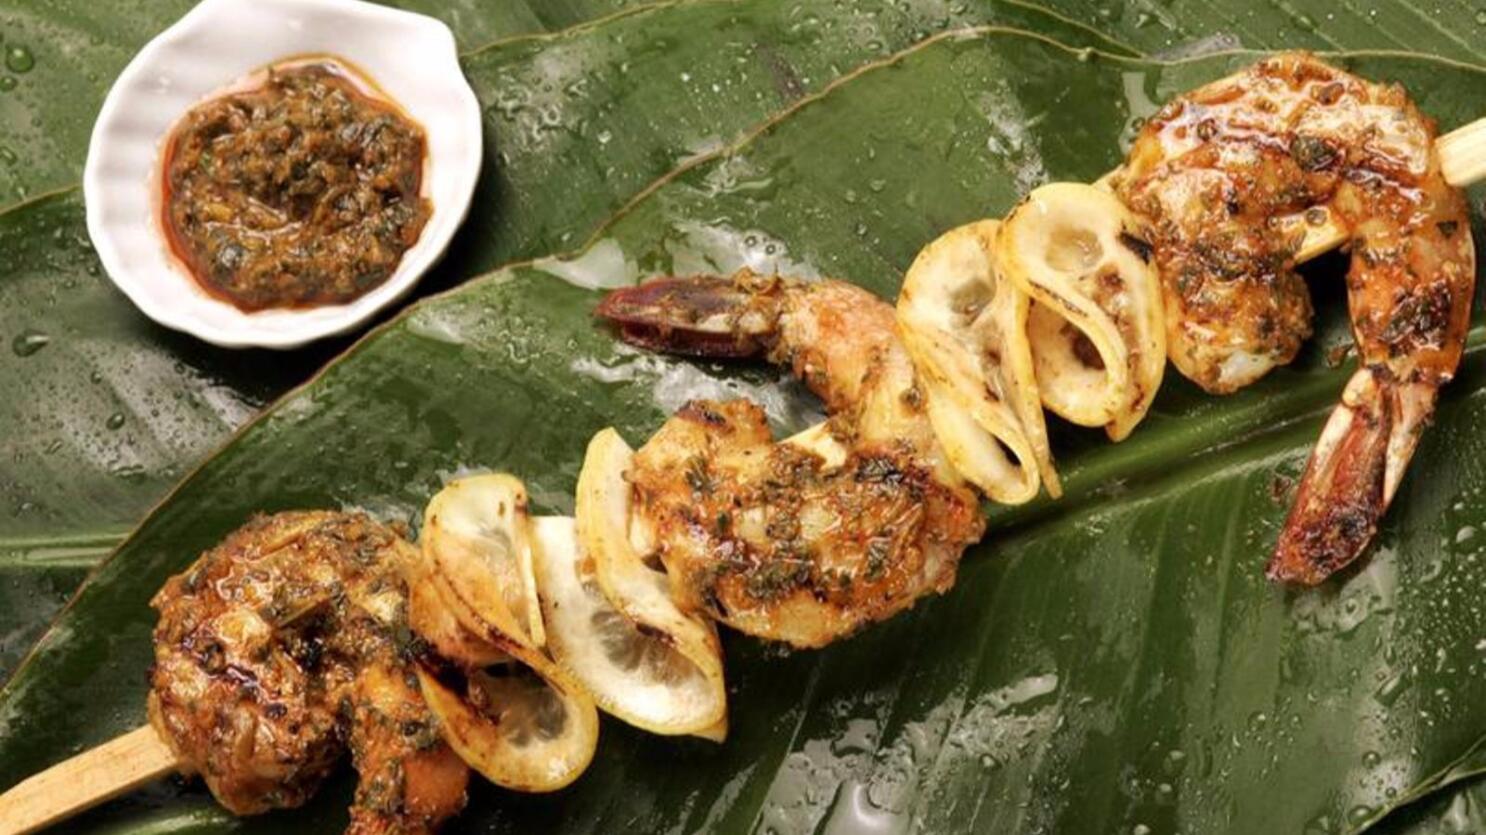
(420, 474), (546, 648)
(896, 219), (1058, 502)
(411, 475), (600, 792)
(574, 428), (729, 739)
(416, 641), (599, 793)
(407, 556), (510, 668)
(530, 515), (728, 737)
(996, 182), (1165, 441)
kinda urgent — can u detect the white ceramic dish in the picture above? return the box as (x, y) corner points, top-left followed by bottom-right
(82, 0), (482, 349)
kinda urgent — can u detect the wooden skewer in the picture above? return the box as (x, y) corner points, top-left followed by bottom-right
(1291, 116), (1486, 262)
(0, 725), (179, 835)
(1440, 117), (1486, 189)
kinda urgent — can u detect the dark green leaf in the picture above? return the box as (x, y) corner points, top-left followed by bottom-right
(0, 0), (1132, 684)
(1376, 771), (1486, 835)
(5, 35), (1486, 834)
(0, 0), (662, 206)
(1030, 0), (1486, 64)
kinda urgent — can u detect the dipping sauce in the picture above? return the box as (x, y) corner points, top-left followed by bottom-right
(161, 59), (430, 311)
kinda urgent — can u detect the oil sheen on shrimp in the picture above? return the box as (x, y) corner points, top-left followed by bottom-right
(596, 270), (985, 648)
(1117, 52), (1475, 583)
(148, 512), (468, 832)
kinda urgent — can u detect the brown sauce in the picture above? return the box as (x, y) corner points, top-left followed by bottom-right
(160, 58), (430, 312)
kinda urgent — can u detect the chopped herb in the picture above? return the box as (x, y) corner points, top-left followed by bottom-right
(684, 456), (716, 495)
(162, 61), (430, 311)
(1289, 134), (1339, 172)
(864, 538), (892, 580)
(744, 559), (812, 600)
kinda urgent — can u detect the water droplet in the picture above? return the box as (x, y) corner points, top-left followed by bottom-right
(10, 329), (49, 356)
(1362, 750), (1381, 768)
(0, 76), (14, 93)
(106, 412), (125, 431)
(1476, 9), (1486, 24)
(1375, 670), (1409, 706)
(4, 45), (32, 74)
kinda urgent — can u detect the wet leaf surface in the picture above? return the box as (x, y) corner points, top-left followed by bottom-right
(6, 1), (1486, 832)
(5, 31), (1486, 833)
(0, 0), (1129, 683)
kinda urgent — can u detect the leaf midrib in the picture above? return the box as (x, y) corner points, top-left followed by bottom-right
(0, 532), (127, 569)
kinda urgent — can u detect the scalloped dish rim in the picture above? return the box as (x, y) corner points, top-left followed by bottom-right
(82, 0), (483, 349)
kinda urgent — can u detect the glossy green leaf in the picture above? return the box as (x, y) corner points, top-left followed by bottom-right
(450, 0), (1130, 277)
(1378, 773), (1486, 835)
(5, 33), (1486, 835)
(0, 190), (355, 674)
(1029, 0), (1486, 64)
(0, 0), (1126, 680)
(0, 0), (660, 207)
(0, 0), (666, 678)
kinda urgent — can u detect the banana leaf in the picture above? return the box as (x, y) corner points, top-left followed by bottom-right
(0, 0), (669, 676)
(1029, 0), (1486, 64)
(1381, 775), (1486, 835)
(0, 0), (1126, 677)
(5, 31), (1486, 835)
(0, 0), (660, 205)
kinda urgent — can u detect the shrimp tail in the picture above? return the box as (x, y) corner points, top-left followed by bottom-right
(595, 273), (783, 358)
(1267, 368), (1434, 585)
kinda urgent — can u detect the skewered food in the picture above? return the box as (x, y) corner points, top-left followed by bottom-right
(147, 511), (468, 834)
(596, 273), (986, 648)
(6, 50), (1486, 835)
(407, 475), (600, 792)
(571, 433), (730, 736)
(531, 513), (728, 738)
(997, 183), (1166, 443)
(896, 219), (1056, 503)
(1113, 52), (1476, 583)
(894, 183), (1165, 503)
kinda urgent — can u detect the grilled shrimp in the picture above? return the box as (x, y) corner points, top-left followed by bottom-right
(148, 512), (468, 831)
(1116, 53), (1475, 583)
(596, 270), (985, 648)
